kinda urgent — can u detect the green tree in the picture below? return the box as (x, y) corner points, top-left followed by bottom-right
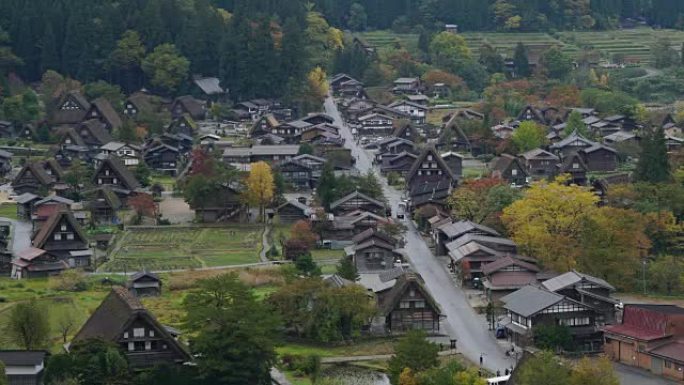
(479, 43), (505, 74)
(5, 300), (50, 350)
(429, 32), (472, 73)
(336, 257), (359, 281)
(183, 273), (281, 385)
(45, 339), (130, 385)
(317, 162), (337, 210)
(564, 110), (588, 137)
(635, 127), (671, 183)
(108, 30), (146, 92)
(84, 80), (124, 108)
(511, 121), (546, 152)
(0, 360), (7, 385)
(513, 42), (530, 77)
(534, 324), (573, 351)
(515, 351), (570, 385)
(134, 163), (151, 187)
(570, 356), (619, 385)
(358, 171), (385, 201)
(652, 37), (678, 69)
(388, 331), (439, 384)
(294, 252), (321, 277)
(540, 46), (572, 79)
(348, 3), (368, 31)
(298, 143), (314, 155)
(142, 44), (190, 94)
(649, 255), (683, 295)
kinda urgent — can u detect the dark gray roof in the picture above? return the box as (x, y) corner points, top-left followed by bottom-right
(91, 97), (123, 130)
(330, 191), (385, 210)
(549, 131), (597, 150)
(501, 285), (564, 317)
(437, 220), (499, 239)
(0, 350), (47, 366)
(15, 192), (40, 204)
(541, 270), (615, 292)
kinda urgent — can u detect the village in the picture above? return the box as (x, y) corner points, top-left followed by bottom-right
(0, 1), (684, 385)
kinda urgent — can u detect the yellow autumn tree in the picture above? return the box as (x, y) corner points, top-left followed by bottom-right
(570, 357), (619, 385)
(399, 368), (418, 385)
(453, 368), (487, 385)
(245, 161), (274, 223)
(502, 177), (599, 272)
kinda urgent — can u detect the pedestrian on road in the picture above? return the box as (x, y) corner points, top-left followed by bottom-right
(480, 354), (483, 366)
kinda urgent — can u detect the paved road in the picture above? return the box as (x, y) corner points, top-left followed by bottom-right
(4, 218), (31, 254)
(324, 94), (515, 373)
(614, 363), (679, 385)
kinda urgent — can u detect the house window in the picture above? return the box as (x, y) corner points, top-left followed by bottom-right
(128, 342), (135, 351)
(54, 234), (62, 241)
(400, 301), (410, 309)
(133, 328), (145, 338)
(98, 178), (103, 184)
(415, 300), (425, 308)
(66, 233), (74, 241)
(105, 169), (110, 176)
(145, 341), (151, 351)
(511, 169), (518, 176)
(573, 163), (579, 169)
(409, 289), (416, 297)
(665, 360), (672, 369)
(149, 330), (155, 337)
(123, 332), (129, 339)
(113, 178), (118, 184)
(61, 224), (67, 231)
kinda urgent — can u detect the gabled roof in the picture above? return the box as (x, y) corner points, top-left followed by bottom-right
(90, 186), (123, 210)
(358, 112), (393, 121)
(193, 77), (224, 95)
(43, 159), (65, 179)
(519, 148), (559, 161)
(406, 146), (456, 182)
(391, 124), (419, 138)
(55, 126), (87, 147)
(80, 119), (114, 145)
(93, 156), (140, 190)
(482, 256), (539, 276)
(13, 162), (55, 186)
(379, 272), (441, 316)
(580, 143), (617, 154)
(549, 130), (597, 150)
(129, 271), (161, 282)
(448, 241), (502, 262)
(352, 228), (396, 245)
(72, 286), (191, 361)
(173, 95), (205, 118)
(559, 153), (587, 173)
(541, 270), (615, 292)
(32, 207), (88, 249)
(276, 200), (312, 216)
(437, 220), (500, 239)
(355, 238), (396, 252)
(35, 195), (74, 207)
(394, 77), (419, 84)
(0, 351), (47, 366)
(91, 97), (123, 130)
(501, 285), (564, 317)
(490, 154), (527, 176)
(387, 100), (428, 110)
(330, 191), (385, 211)
(15, 192), (40, 204)
(126, 92), (156, 113)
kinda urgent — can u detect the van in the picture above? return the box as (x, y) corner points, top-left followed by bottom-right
(487, 375), (510, 385)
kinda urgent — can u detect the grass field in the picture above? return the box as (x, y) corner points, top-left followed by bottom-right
(101, 226), (263, 272)
(0, 203), (17, 220)
(363, 27), (684, 65)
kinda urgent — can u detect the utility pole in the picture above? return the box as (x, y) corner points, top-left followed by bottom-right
(642, 259), (647, 294)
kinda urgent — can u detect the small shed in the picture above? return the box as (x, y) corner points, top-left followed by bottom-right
(127, 271), (162, 297)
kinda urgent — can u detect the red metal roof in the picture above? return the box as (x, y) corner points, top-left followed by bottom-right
(603, 324), (670, 341)
(649, 340), (684, 363)
(604, 305), (672, 341)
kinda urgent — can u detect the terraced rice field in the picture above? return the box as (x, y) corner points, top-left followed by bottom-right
(101, 226), (262, 271)
(362, 27), (684, 65)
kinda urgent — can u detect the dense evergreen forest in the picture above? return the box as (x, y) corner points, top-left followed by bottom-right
(0, 0), (684, 101)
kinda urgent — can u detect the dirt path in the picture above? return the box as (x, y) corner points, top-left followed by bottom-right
(260, 225), (271, 262)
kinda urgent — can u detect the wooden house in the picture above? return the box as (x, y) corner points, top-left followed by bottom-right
(392, 77), (422, 95)
(15, 192), (41, 220)
(124, 92), (158, 118)
(490, 154), (528, 187)
(541, 270), (618, 324)
(387, 100), (428, 124)
(330, 191), (387, 216)
(222, 145), (300, 165)
(549, 131), (596, 159)
(391, 124), (421, 143)
(77, 119), (115, 148)
(12, 162), (55, 195)
(71, 286), (191, 368)
(406, 146), (456, 197)
(447, 236), (517, 282)
(52, 90), (90, 125)
(144, 144), (182, 176)
(274, 159), (313, 189)
(192, 76), (226, 102)
(348, 237), (401, 273)
(517, 105), (550, 126)
(357, 113), (394, 136)
(330, 73), (359, 93)
(167, 114), (197, 137)
(604, 304), (684, 381)
(408, 180), (451, 214)
(434, 220), (500, 256)
(31, 208), (91, 266)
(380, 152), (418, 176)
(276, 200), (312, 224)
(482, 256), (541, 303)
(558, 153), (588, 185)
(127, 271), (162, 297)
(170, 95), (206, 120)
(579, 144), (618, 172)
(11, 246), (68, 279)
(440, 152), (463, 180)
(377, 273), (442, 334)
(101, 142), (141, 167)
(0, 350), (47, 385)
(86, 97), (123, 132)
(501, 285), (602, 351)
(249, 114), (280, 138)
(518, 148), (559, 180)
(191, 183), (244, 223)
(87, 187), (123, 225)
(92, 156), (141, 196)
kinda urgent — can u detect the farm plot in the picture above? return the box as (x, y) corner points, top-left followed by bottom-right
(558, 28), (684, 64)
(359, 31), (420, 53)
(101, 226), (263, 272)
(461, 32), (578, 58)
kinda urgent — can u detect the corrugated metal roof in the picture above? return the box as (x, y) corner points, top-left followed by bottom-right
(501, 285), (563, 317)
